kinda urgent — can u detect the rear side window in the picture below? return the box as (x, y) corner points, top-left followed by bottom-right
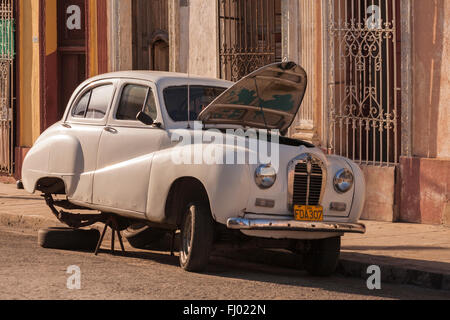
(85, 85), (115, 119)
(71, 84), (114, 120)
(72, 91), (91, 118)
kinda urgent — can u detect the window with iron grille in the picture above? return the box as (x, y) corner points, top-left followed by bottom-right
(0, 0), (14, 174)
(218, 0), (282, 82)
(325, 0), (401, 166)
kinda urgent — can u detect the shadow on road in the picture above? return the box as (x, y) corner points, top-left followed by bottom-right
(95, 246), (450, 300)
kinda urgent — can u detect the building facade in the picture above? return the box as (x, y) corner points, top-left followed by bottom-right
(3, 0), (109, 179)
(2, 0), (449, 225)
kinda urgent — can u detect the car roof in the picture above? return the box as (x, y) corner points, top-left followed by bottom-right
(86, 71), (234, 88)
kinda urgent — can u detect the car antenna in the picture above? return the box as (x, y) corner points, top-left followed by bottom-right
(187, 65), (191, 129)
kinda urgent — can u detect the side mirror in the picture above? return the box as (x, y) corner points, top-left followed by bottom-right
(136, 111), (154, 126)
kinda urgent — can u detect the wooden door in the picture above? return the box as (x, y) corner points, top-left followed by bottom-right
(132, 0), (169, 71)
(58, 0), (87, 117)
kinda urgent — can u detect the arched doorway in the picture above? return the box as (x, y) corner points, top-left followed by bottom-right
(149, 32), (169, 71)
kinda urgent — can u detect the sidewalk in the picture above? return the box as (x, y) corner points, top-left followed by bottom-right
(1, 182), (449, 290)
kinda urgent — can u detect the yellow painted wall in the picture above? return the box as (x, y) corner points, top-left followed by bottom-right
(45, 0), (57, 56)
(19, 0), (41, 147)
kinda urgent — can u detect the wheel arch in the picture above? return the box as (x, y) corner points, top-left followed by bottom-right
(35, 177), (67, 195)
(164, 177), (213, 228)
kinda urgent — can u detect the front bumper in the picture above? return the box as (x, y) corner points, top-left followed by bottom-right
(227, 218), (366, 234)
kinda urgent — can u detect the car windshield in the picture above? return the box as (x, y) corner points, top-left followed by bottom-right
(163, 85), (226, 122)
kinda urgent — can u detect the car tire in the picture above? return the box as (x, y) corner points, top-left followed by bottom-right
(38, 227), (100, 251)
(179, 202), (214, 272)
(123, 224), (167, 250)
(304, 236), (341, 277)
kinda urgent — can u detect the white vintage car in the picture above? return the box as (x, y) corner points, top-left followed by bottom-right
(22, 62), (365, 276)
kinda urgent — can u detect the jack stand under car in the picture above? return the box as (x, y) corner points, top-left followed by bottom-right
(41, 194), (129, 255)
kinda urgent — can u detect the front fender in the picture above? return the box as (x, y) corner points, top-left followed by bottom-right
(146, 144), (252, 225)
(344, 159), (366, 223)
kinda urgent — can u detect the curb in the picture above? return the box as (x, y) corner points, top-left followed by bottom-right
(213, 248), (450, 291)
(0, 212), (113, 240)
(0, 213), (60, 231)
(0, 212), (448, 291)
(337, 253), (450, 291)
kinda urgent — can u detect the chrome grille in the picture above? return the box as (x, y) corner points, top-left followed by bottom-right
(288, 154), (326, 209)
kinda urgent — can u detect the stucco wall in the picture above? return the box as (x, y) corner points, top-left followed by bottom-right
(412, 0), (450, 158)
(107, 0), (133, 71)
(179, 0), (218, 77)
(360, 165), (397, 222)
(289, 0), (323, 146)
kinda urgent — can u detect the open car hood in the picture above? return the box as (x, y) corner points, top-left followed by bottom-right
(199, 62), (307, 133)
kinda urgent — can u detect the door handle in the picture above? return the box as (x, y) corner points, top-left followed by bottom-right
(104, 126), (118, 134)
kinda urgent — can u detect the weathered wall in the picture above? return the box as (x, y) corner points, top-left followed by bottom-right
(178, 0), (218, 77)
(412, 0), (450, 158)
(400, 157), (449, 225)
(396, 0), (450, 225)
(288, 0), (323, 146)
(18, 0), (41, 147)
(107, 0), (133, 71)
(360, 165), (397, 222)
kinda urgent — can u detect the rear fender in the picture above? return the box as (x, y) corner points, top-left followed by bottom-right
(22, 134), (83, 195)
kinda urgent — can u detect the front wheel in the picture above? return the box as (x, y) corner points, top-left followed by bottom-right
(179, 203), (214, 272)
(303, 237), (341, 277)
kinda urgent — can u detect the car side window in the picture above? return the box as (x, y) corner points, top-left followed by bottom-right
(71, 84), (114, 120)
(85, 85), (115, 119)
(116, 85), (148, 121)
(116, 84), (158, 121)
(72, 91), (91, 118)
(143, 88), (158, 121)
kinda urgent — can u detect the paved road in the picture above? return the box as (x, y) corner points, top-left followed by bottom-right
(0, 227), (449, 300)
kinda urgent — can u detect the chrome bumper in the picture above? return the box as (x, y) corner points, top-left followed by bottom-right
(227, 218), (366, 234)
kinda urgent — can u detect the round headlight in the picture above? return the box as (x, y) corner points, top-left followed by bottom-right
(333, 169), (354, 193)
(255, 165), (277, 189)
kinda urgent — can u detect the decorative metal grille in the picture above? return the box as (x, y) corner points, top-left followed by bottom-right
(0, 0), (14, 174)
(218, 0), (282, 82)
(326, 0), (401, 166)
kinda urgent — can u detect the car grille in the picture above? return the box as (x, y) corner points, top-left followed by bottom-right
(289, 154), (325, 208)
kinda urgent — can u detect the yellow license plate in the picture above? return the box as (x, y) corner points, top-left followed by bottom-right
(294, 205), (324, 221)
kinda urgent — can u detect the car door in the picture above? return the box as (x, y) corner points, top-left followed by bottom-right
(64, 80), (117, 204)
(93, 80), (167, 217)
